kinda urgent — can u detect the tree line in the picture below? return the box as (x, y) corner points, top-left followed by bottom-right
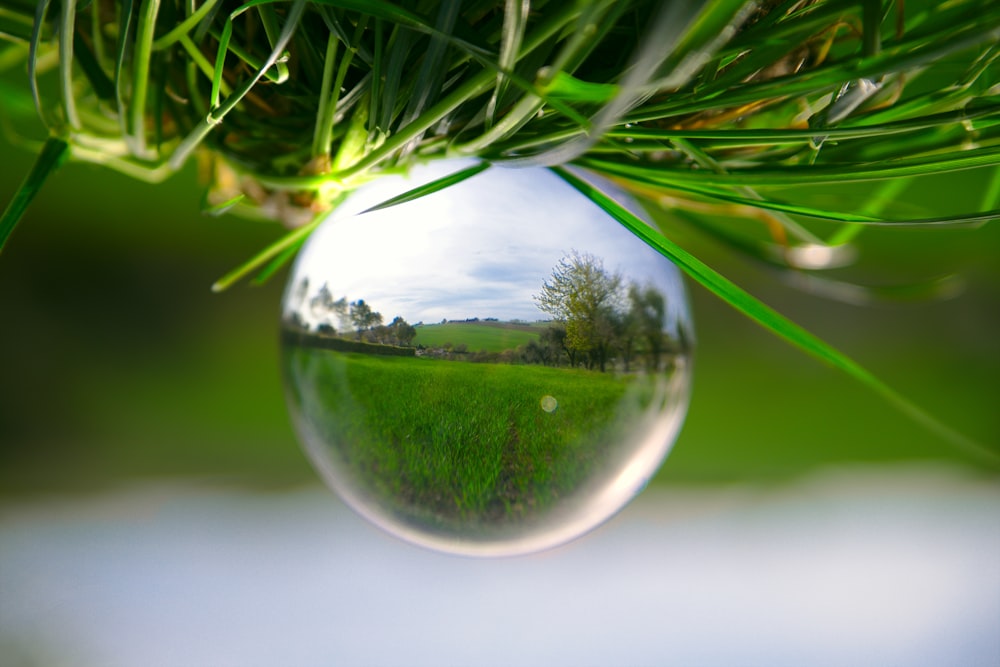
(286, 279), (417, 347)
(286, 251), (678, 372)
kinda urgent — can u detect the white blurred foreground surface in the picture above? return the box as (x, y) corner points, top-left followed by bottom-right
(1, 465), (998, 667)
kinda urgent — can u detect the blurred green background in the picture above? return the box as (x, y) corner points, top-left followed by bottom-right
(1, 126), (998, 498)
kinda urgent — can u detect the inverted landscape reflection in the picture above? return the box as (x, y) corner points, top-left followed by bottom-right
(281, 161), (694, 556)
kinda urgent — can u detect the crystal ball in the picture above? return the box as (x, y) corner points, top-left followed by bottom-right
(281, 160), (693, 556)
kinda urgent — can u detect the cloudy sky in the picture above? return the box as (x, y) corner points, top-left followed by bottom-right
(284, 159), (690, 331)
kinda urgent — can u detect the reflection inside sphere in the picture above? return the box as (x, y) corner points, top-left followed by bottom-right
(281, 160), (693, 556)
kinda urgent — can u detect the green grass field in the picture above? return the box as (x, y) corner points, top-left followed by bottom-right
(283, 346), (669, 534)
(412, 321), (541, 352)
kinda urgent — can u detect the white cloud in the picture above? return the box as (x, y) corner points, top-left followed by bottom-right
(286, 160), (690, 331)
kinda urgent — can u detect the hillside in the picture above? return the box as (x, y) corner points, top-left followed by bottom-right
(413, 321), (543, 353)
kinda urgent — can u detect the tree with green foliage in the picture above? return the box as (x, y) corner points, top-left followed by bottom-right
(350, 299), (383, 339)
(628, 283), (667, 372)
(331, 297), (350, 332)
(388, 316), (417, 346)
(535, 251), (624, 372)
(306, 284), (352, 334)
(309, 283), (334, 331)
(539, 323), (571, 367)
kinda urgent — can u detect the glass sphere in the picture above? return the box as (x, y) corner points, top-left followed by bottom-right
(280, 160), (693, 556)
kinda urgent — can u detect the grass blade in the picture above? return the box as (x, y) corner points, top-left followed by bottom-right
(552, 165), (997, 464)
(0, 4), (34, 42)
(369, 18), (383, 135)
(981, 166), (1000, 211)
(399, 0), (461, 132)
(128, 0), (161, 158)
(627, 178), (1000, 227)
(113, 0), (136, 140)
(311, 30), (341, 158)
(28, 0), (52, 124)
(579, 146), (1000, 187)
(58, 0), (80, 129)
(151, 0), (221, 50)
(171, 0), (307, 171)
(212, 215), (323, 293)
(256, 3), (290, 84)
(358, 161), (490, 214)
(486, 0), (529, 127)
(0, 138), (70, 254)
(71, 25), (115, 101)
(607, 101), (1000, 144)
(250, 241), (305, 285)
